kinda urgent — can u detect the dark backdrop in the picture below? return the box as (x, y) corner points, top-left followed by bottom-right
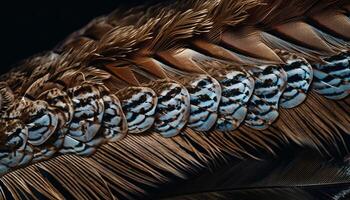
(0, 0), (166, 75)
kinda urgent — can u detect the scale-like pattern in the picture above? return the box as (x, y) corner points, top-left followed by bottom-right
(33, 88), (73, 160)
(60, 132), (104, 156)
(280, 58), (313, 108)
(313, 52), (350, 99)
(66, 84), (104, 142)
(0, 57), (339, 174)
(245, 65), (287, 130)
(0, 119), (32, 174)
(37, 88), (74, 127)
(32, 128), (65, 162)
(117, 87), (157, 134)
(154, 82), (191, 137)
(101, 94), (128, 142)
(0, 1), (350, 199)
(0, 2), (349, 181)
(0, 53), (347, 176)
(25, 100), (59, 146)
(187, 75), (221, 132)
(215, 70), (255, 132)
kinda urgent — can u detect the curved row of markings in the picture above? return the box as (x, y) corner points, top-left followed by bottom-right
(0, 51), (348, 175)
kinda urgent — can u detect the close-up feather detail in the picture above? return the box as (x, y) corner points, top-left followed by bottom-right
(216, 69), (254, 131)
(186, 74), (221, 132)
(0, 0), (349, 199)
(312, 51), (350, 99)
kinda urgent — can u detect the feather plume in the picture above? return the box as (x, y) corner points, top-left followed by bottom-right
(0, 0), (349, 199)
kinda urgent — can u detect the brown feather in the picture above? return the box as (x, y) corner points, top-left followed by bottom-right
(0, 0), (350, 199)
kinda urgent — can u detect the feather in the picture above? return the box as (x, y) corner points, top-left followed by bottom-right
(186, 74), (222, 132)
(148, 9), (209, 53)
(312, 51), (350, 100)
(0, 0), (350, 199)
(116, 86), (157, 134)
(309, 9), (350, 40)
(276, 50), (314, 108)
(158, 150), (350, 199)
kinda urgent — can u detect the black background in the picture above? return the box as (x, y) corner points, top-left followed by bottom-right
(0, 0), (166, 75)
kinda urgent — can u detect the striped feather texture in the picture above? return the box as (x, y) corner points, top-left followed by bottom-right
(0, 0), (349, 199)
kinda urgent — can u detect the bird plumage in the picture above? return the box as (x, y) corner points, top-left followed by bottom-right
(0, 0), (349, 199)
